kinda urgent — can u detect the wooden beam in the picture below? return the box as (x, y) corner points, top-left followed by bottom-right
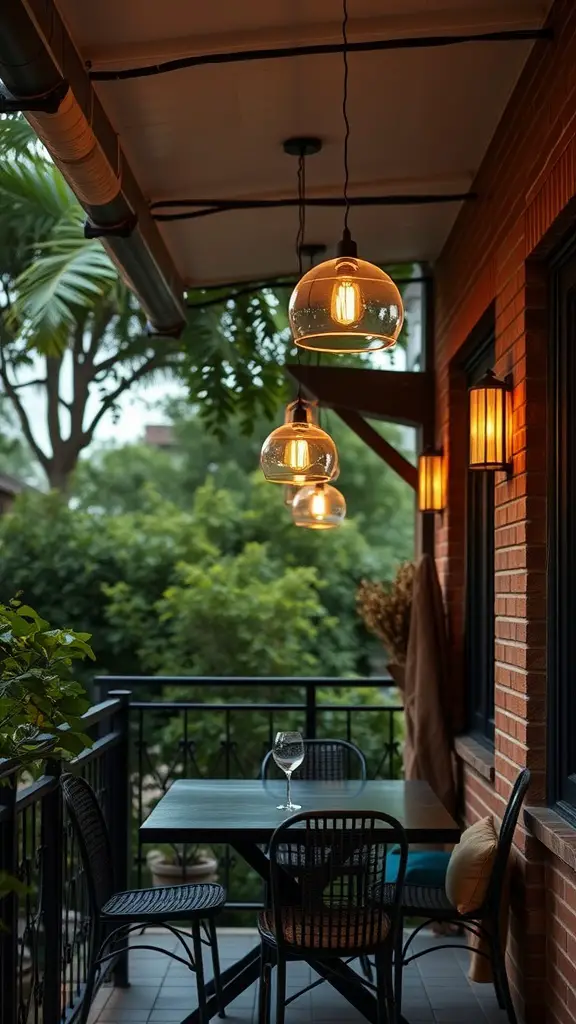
(335, 408), (418, 490)
(287, 365), (434, 431)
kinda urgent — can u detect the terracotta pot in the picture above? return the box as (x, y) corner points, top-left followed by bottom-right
(146, 850), (218, 887)
(387, 662), (406, 690)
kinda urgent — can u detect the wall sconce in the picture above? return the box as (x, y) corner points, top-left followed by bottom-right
(418, 447), (445, 513)
(468, 369), (512, 473)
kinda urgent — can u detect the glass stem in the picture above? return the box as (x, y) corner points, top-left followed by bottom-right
(286, 771), (292, 808)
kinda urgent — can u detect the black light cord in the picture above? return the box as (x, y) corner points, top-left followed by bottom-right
(341, 0), (351, 234)
(295, 152), (306, 277)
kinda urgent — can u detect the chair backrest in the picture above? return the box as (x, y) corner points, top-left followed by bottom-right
(267, 810), (407, 954)
(261, 739), (367, 782)
(61, 773), (115, 914)
(483, 767), (531, 915)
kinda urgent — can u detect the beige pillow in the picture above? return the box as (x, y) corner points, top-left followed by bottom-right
(445, 815), (498, 914)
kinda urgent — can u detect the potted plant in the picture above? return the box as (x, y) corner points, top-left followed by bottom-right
(146, 844), (218, 887)
(356, 562), (415, 689)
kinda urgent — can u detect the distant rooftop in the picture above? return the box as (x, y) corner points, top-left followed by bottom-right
(144, 425), (175, 448)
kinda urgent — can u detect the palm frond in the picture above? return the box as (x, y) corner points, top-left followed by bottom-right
(10, 209), (119, 350)
(0, 115), (42, 159)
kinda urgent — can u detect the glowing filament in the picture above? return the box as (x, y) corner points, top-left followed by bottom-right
(285, 438), (310, 472)
(310, 488), (328, 518)
(332, 280), (361, 326)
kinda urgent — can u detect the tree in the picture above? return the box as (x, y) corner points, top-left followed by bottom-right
(0, 117), (289, 489)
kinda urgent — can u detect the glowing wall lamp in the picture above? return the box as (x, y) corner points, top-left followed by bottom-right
(468, 370), (513, 472)
(418, 448), (445, 513)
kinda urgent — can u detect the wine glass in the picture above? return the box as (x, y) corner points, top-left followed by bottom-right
(273, 731), (305, 811)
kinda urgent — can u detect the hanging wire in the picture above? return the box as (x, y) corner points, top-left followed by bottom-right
(293, 149), (307, 374)
(341, 0), (351, 233)
(295, 152), (307, 276)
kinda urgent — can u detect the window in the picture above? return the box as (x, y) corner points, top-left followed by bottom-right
(549, 239), (576, 814)
(465, 327), (496, 745)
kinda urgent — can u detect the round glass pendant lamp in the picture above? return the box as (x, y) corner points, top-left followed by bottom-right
(292, 482), (346, 530)
(261, 401), (338, 485)
(289, 229), (404, 353)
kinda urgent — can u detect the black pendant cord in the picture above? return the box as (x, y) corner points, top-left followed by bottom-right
(341, 0), (351, 236)
(294, 150), (307, 379)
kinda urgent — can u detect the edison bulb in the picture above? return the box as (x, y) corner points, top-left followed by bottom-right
(332, 278), (361, 326)
(286, 438), (310, 473)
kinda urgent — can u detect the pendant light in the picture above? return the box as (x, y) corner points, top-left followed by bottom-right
(288, 0), (404, 353)
(262, 147), (339, 487)
(260, 397), (338, 485)
(292, 482), (347, 530)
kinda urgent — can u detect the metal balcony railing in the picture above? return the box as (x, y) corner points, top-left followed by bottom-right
(0, 677), (403, 1024)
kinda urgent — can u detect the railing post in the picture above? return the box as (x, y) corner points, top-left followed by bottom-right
(41, 759), (64, 1024)
(305, 681), (317, 739)
(107, 690), (131, 988)
(0, 773), (18, 1024)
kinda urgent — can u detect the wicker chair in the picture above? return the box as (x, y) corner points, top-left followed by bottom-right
(258, 810), (408, 1024)
(61, 774), (226, 1024)
(395, 768), (531, 1024)
(261, 738), (367, 783)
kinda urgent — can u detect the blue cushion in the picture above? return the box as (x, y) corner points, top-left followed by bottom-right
(385, 850), (451, 886)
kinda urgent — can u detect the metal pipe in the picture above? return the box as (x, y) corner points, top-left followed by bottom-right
(152, 192), (476, 222)
(90, 28), (552, 82)
(0, 0), (186, 337)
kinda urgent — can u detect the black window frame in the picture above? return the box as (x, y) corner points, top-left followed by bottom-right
(548, 235), (576, 818)
(464, 320), (496, 747)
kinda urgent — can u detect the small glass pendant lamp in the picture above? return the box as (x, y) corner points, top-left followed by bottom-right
(261, 398), (338, 485)
(291, 482), (346, 530)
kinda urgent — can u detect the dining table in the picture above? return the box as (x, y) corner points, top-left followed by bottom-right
(140, 778), (460, 1024)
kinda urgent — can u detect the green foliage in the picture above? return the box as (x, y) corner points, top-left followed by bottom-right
(0, 600), (94, 765)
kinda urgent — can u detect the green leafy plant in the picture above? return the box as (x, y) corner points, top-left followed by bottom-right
(0, 599), (94, 765)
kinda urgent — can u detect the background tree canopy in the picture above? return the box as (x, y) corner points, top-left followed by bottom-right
(0, 405), (414, 682)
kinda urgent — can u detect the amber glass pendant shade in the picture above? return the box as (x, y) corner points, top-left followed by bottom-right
(468, 370), (512, 471)
(291, 482), (346, 529)
(261, 401), (338, 485)
(418, 448), (445, 513)
(289, 236), (404, 353)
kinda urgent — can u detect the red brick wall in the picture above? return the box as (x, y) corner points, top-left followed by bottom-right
(434, 2), (576, 1021)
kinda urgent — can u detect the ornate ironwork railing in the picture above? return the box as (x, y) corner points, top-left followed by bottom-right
(0, 693), (130, 1024)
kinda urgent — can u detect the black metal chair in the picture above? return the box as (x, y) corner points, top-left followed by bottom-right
(395, 768), (531, 1024)
(258, 810), (408, 1024)
(61, 773), (226, 1024)
(261, 738), (367, 782)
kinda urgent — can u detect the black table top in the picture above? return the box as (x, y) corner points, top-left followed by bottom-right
(140, 779), (460, 844)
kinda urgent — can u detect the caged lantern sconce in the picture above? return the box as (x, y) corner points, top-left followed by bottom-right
(418, 447), (445, 514)
(468, 369), (513, 473)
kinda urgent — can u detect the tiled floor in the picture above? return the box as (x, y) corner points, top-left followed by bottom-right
(90, 929), (509, 1024)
